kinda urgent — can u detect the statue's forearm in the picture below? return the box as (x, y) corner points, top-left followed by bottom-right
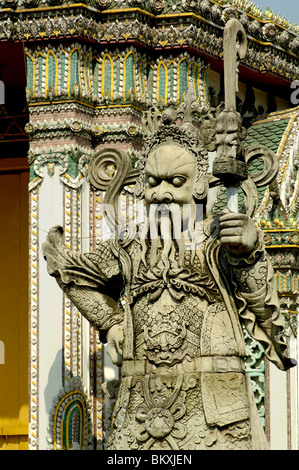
(232, 250), (267, 294)
(226, 231), (294, 371)
(224, 230), (274, 321)
(63, 283), (123, 334)
(43, 225), (124, 338)
(232, 254), (273, 320)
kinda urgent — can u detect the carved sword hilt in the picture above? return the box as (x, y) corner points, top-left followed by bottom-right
(223, 18), (247, 111)
(213, 18), (248, 212)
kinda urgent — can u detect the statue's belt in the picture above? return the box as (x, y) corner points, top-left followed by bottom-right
(122, 356), (245, 377)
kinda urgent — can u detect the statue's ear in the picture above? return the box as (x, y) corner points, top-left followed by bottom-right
(134, 175), (145, 200)
(193, 176), (209, 201)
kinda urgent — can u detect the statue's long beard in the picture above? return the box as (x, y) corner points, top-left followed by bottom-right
(139, 203), (203, 279)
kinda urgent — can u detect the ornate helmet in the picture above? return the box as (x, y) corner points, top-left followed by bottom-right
(134, 82), (210, 202)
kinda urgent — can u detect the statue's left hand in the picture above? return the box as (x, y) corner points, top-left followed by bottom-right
(106, 323), (124, 365)
(219, 209), (257, 257)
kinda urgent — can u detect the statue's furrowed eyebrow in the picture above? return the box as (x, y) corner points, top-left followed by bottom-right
(173, 150), (190, 160)
(167, 162), (194, 176)
(145, 160), (156, 174)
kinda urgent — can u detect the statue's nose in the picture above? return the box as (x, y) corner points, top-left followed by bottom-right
(152, 193), (173, 204)
(152, 182), (173, 203)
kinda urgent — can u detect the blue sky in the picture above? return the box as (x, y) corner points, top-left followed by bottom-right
(252, 0), (299, 24)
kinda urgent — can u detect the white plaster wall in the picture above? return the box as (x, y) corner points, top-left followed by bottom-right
(268, 362), (288, 450)
(207, 69), (221, 96)
(37, 167), (64, 449)
(237, 81), (246, 104)
(253, 87), (268, 112)
(289, 335), (299, 450)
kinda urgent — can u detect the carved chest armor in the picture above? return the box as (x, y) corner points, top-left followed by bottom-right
(131, 242), (240, 364)
(108, 240), (251, 450)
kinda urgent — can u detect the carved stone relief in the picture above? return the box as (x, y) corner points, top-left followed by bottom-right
(43, 81), (295, 449)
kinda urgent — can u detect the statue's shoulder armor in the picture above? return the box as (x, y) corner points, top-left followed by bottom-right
(85, 239), (121, 279)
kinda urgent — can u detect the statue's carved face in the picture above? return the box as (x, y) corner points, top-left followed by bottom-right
(141, 145), (201, 270)
(144, 145), (196, 207)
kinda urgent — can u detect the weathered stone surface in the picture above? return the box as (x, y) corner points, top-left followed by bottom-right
(43, 101), (294, 451)
(42, 20), (295, 450)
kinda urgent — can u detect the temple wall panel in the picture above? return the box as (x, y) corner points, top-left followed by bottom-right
(0, 168), (29, 449)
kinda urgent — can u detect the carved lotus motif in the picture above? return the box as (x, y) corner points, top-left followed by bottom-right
(249, 19), (261, 36)
(1, 0), (17, 7)
(278, 31), (290, 49)
(263, 23), (277, 40)
(58, 17), (68, 34)
(136, 375), (187, 448)
(291, 37), (299, 54)
(211, 4), (221, 23)
(181, 0), (198, 13)
(22, 0), (40, 8)
(200, 0), (211, 17)
(144, 407), (175, 438)
(29, 20), (39, 38)
(150, 0), (165, 13)
(222, 7), (237, 24)
(286, 233), (299, 245)
(70, 121), (82, 132)
(91, 0), (112, 9)
(47, 0), (63, 5)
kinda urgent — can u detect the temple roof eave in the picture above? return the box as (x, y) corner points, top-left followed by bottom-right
(0, 0), (297, 83)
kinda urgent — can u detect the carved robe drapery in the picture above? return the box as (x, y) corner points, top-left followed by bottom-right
(43, 215), (292, 450)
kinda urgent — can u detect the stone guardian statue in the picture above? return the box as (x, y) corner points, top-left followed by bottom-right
(42, 19), (295, 450)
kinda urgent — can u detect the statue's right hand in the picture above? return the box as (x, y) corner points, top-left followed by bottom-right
(106, 324), (124, 366)
(42, 226), (64, 260)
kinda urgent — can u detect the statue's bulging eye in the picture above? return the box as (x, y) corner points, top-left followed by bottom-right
(172, 176), (186, 187)
(148, 175), (158, 186)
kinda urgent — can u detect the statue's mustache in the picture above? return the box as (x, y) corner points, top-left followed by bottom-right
(148, 204), (181, 273)
(147, 203), (199, 241)
(139, 203), (198, 271)
(148, 203), (179, 240)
